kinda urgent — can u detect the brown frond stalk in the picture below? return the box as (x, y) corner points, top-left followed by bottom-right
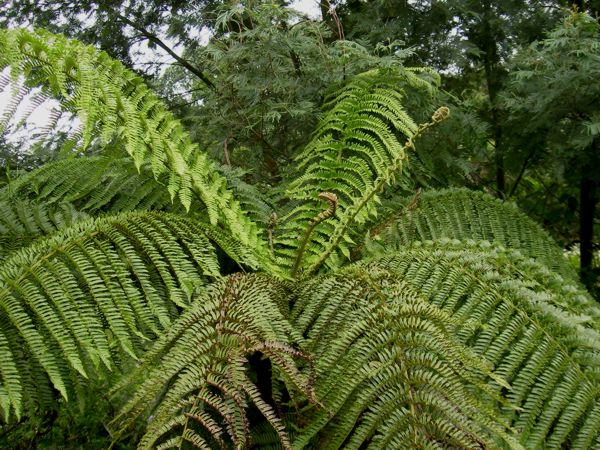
(292, 192), (338, 279)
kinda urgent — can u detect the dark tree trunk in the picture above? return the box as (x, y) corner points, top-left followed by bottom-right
(481, 0), (505, 197)
(580, 171), (597, 288)
(493, 122), (505, 197)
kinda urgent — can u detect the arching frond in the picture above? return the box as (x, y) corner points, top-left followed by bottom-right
(1, 156), (275, 236)
(0, 211), (258, 422)
(1, 157), (188, 214)
(0, 199), (88, 260)
(356, 240), (600, 449)
(0, 28), (263, 249)
(111, 274), (314, 450)
(359, 188), (578, 281)
(290, 271), (519, 449)
(274, 68), (444, 277)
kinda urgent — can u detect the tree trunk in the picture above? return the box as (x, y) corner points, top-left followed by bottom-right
(580, 172), (597, 288)
(493, 123), (505, 197)
(481, 0), (505, 197)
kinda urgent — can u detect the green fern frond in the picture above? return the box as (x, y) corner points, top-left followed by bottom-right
(290, 270), (520, 449)
(111, 274), (314, 450)
(360, 188), (578, 281)
(275, 68), (444, 277)
(1, 157), (188, 214)
(111, 269), (519, 449)
(0, 28), (263, 250)
(357, 239), (600, 449)
(214, 164), (275, 227)
(1, 157), (277, 243)
(0, 211), (258, 422)
(0, 199), (88, 260)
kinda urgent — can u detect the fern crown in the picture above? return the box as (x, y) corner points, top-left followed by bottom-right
(0, 27), (599, 450)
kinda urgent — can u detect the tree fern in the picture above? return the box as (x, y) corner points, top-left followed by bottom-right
(1, 27), (599, 450)
(112, 271), (521, 449)
(0, 211), (258, 421)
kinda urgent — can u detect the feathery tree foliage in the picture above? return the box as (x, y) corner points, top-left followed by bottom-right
(1, 22), (600, 450)
(503, 11), (600, 290)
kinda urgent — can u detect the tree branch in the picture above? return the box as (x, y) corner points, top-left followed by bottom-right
(115, 13), (216, 91)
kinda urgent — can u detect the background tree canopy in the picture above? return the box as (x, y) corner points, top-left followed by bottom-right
(1, 1), (600, 448)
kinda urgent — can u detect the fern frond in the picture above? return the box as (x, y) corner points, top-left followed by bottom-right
(360, 188), (578, 281)
(1, 157), (187, 214)
(111, 274), (313, 450)
(358, 239), (600, 449)
(0, 211), (258, 422)
(0, 28), (263, 250)
(275, 68), (444, 277)
(290, 270), (519, 449)
(0, 199), (88, 260)
(214, 164), (275, 227)
(0, 157), (277, 249)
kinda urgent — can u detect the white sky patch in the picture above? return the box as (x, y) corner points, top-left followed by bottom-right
(0, 69), (81, 150)
(291, 0), (322, 20)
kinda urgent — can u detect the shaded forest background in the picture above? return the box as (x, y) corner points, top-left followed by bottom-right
(2, 0), (600, 293)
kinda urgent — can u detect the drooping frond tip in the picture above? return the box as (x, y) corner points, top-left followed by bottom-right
(0, 28), (265, 252)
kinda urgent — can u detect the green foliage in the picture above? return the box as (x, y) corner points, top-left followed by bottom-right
(0, 155), (274, 232)
(0, 0), (225, 75)
(276, 68), (441, 276)
(0, 157), (177, 214)
(110, 274), (310, 449)
(505, 11), (600, 156)
(0, 27), (263, 251)
(503, 10), (600, 289)
(290, 270), (518, 449)
(0, 211), (257, 421)
(0, 25), (599, 450)
(360, 188), (579, 281)
(0, 199), (88, 259)
(358, 240), (600, 449)
(166, 2), (413, 182)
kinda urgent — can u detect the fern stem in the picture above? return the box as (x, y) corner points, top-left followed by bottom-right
(291, 192), (337, 279)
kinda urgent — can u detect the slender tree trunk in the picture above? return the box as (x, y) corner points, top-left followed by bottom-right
(481, 0), (505, 197)
(493, 119), (504, 197)
(319, 0), (330, 21)
(580, 170), (597, 288)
